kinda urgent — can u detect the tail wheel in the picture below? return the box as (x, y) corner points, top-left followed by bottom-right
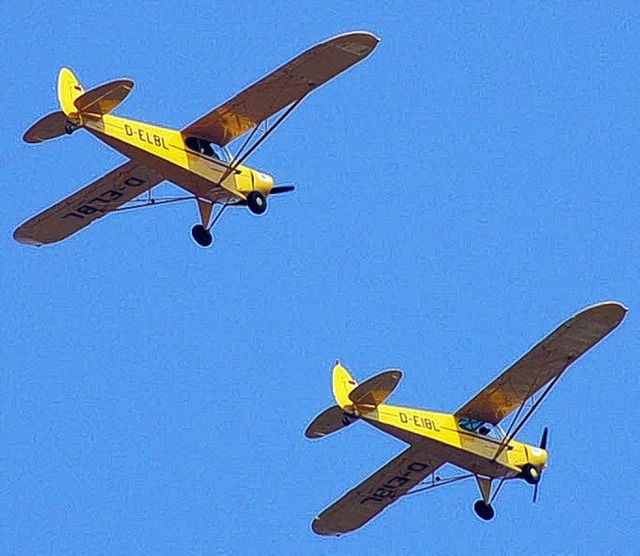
(246, 191), (267, 215)
(341, 413), (357, 426)
(473, 500), (495, 521)
(521, 464), (541, 485)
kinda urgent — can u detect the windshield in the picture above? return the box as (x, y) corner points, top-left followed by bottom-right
(458, 417), (505, 439)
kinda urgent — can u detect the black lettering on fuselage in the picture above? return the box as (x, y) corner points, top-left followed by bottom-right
(126, 125), (169, 150)
(399, 411), (440, 432)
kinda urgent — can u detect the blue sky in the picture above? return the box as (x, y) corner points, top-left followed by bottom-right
(2, 2), (639, 553)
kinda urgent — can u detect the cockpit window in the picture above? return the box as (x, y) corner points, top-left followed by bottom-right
(185, 136), (215, 157)
(459, 417), (484, 432)
(184, 136), (233, 162)
(458, 418), (505, 439)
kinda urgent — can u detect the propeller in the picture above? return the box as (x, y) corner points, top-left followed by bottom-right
(533, 426), (549, 503)
(269, 185), (296, 195)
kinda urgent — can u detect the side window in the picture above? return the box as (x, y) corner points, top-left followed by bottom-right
(459, 417), (492, 435)
(459, 417), (480, 432)
(185, 136), (215, 157)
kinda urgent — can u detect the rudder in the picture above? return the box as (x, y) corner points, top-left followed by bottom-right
(58, 68), (84, 117)
(332, 361), (358, 410)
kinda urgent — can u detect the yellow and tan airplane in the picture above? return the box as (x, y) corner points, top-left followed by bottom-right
(306, 302), (627, 536)
(15, 32), (379, 247)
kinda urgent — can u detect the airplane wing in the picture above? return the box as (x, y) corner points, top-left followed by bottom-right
(455, 302), (627, 425)
(13, 161), (163, 246)
(182, 31), (379, 146)
(311, 444), (446, 536)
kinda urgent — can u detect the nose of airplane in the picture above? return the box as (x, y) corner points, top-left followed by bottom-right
(530, 447), (548, 470)
(254, 170), (274, 192)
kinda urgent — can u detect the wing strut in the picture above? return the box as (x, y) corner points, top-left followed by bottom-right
(210, 97), (306, 195)
(492, 370), (563, 461)
(110, 195), (197, 213)
(206, 202), (230, 231)
(402, 472), (475, 497)
(490, 357), (550, 458)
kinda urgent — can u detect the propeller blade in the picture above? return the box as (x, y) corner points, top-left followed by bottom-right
(270, 185), (296, 195)
(532, 426), (548, 503)
(540, 426), (549, 450)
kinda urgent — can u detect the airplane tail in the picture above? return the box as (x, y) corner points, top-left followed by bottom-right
(332, 361), (358, 410)
(304, 362), (358, 440)
(58, 67), (85, 117)
(305, 362), (402, 440)
(23, 68), (133, 144)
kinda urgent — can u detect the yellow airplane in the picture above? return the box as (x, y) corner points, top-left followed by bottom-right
(306, 302), (627, 536)
(15, 32), (379, 247)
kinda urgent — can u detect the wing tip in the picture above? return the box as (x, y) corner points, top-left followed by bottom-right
(333, 30), (381, 43)
(577, 300), (628, 329)
(330, 30), (381, 57)
(13, 227), (43, 247)
(311, 517), (343, 537)
(304, 427), (324, 440)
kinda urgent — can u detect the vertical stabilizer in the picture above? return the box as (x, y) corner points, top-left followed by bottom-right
(58, 68), (84, 118)
(332, 361), (358, 410)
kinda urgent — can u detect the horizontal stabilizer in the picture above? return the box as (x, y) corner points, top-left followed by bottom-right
(74, 79), (134, 118)
(23, 111), (69, 144)
(348, 370), (402, 408)
(305, 405), (349, 439)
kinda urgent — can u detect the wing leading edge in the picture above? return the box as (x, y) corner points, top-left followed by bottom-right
(455, 302), (627, 425)
(182, 31), (380, 146)
(312, 444), (446, 536)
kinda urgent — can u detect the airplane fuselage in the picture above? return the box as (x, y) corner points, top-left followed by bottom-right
(359, 403), (547, 479)
(83, 114), (274, 204)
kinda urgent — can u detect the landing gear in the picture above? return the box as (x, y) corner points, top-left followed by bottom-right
(191, 224), (213, 247)
(64, 121), (78, 135)
(341, 413), (358, 426)
(520, 464), (541, 485)
(474, 500), (495, 521)
(246, 191), (267, 215)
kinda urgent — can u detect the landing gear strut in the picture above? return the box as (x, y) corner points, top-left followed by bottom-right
(191, 224), (213, 247)
(246, 191), (267, 215)
(474, 500), (495, 521)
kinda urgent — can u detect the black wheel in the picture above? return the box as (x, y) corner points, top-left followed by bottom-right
(191, 224), (213, 247)
(246, 191), (267, 215)
(64, 122), (75, 135)
(520, 464), (541, 485)
(341, 413), (357, 426)
(473, 500), (495, 521)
